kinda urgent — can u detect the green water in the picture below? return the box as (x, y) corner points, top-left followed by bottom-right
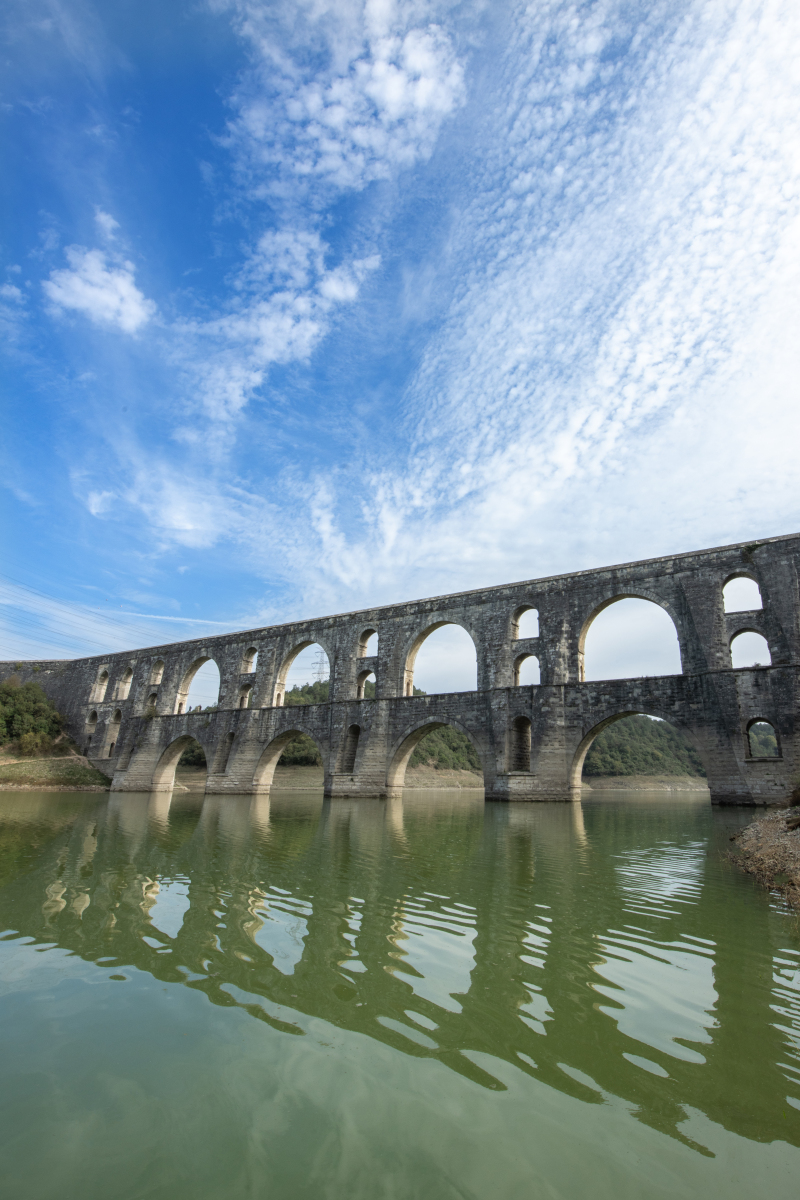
(0, 789), (798, 1200)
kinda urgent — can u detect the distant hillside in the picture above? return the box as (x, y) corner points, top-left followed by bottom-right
(583, 716), (705, 777)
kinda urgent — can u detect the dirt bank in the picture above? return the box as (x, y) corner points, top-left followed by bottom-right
(728, 806), (800, 909)
(582, 775), (709, 792)
(0, 753), (112, 790)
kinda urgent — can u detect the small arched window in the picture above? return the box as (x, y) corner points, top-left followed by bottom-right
(150, 660), (165, 685)
(514, 655), (540, 686)
(146, 693), (158, 712)
(238, 684), (253, 709)
(116, 667), (133, 700)
(513, 607), (539, 639)
(340, 724), (361, 773)
(241, 647), (258, 673)
(357, 670), (375, 699)
(747, 720), (779, 758)
(723, 576), (763, 613)
(730, 631), (771, 668)
(91, 669), (109, 703)
(359, 629), (378, 657)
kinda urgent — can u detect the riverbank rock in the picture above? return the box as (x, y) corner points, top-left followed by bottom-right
(728, 806), (800, 909)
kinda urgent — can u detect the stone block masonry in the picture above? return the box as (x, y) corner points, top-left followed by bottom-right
(2, 534), (798, 804)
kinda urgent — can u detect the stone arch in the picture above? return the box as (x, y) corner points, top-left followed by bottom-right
(238, 682), (253, 709)
(174, 656), (220, 713)
(512, 605), (539, 639)
(568, 709), (708, 790)
(722, 573), (763, 613)
(241, 647), (258, 673)
(401, 622), (478, 696)
(746, 718), (780, 759)
(90, 668), (109, 703)
(149, 659), (165, 685)
(115, 667), (133, 701)
(513, 653), (540, 686)
(273, 640), (332, 706)
(386, 718), (484, 791)
(578, 593), (683, 682)
(730, 629), (771, 668)
(151, 735), (210, 792)
(253, 728), (326, 792)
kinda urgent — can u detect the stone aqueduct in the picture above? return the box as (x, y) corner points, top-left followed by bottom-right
(3, 534), (799, 805)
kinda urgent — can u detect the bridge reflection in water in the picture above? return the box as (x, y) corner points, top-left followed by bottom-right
(1, 789), (799, 1169)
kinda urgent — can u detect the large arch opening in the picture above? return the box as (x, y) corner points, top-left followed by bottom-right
(403, 624), (477, 696)
(152, 735), (208, 792)
(175, 658), (221, 713)
(723, 575), (763, 613)
(580, 598), (682, 681)
(254, 729), (325, 792)
(571, 713), (707, 790)
(387, 721), (483, 791)
(274, 642), (330, 707)
(730, 631), (771, 668)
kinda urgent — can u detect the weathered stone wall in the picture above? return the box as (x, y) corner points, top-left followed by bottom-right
(2, 533), (797, 804)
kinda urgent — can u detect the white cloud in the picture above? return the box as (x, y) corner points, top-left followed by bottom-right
(43, 246), (155, 333)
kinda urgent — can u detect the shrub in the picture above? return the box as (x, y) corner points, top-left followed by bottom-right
(0, 680), (64, 746)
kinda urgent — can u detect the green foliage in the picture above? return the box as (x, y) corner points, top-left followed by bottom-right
(748, 722), (778, 757)
(409, 726), (481, 773)
(283, 681), (330, 705)
(178, 742), (207, 768)
(0, 680), (63, 747)
(279, 734), (322, 766)
(583, 716), (705, 777)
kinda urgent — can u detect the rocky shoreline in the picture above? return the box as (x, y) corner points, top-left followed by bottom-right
(728, 805), (800, 909)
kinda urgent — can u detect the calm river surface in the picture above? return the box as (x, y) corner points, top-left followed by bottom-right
(1, 789), (799, 1199)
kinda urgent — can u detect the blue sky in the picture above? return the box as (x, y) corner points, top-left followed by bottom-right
(2, 0), (799, 675)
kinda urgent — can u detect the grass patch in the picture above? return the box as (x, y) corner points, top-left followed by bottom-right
(0, 759), (112, 787)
